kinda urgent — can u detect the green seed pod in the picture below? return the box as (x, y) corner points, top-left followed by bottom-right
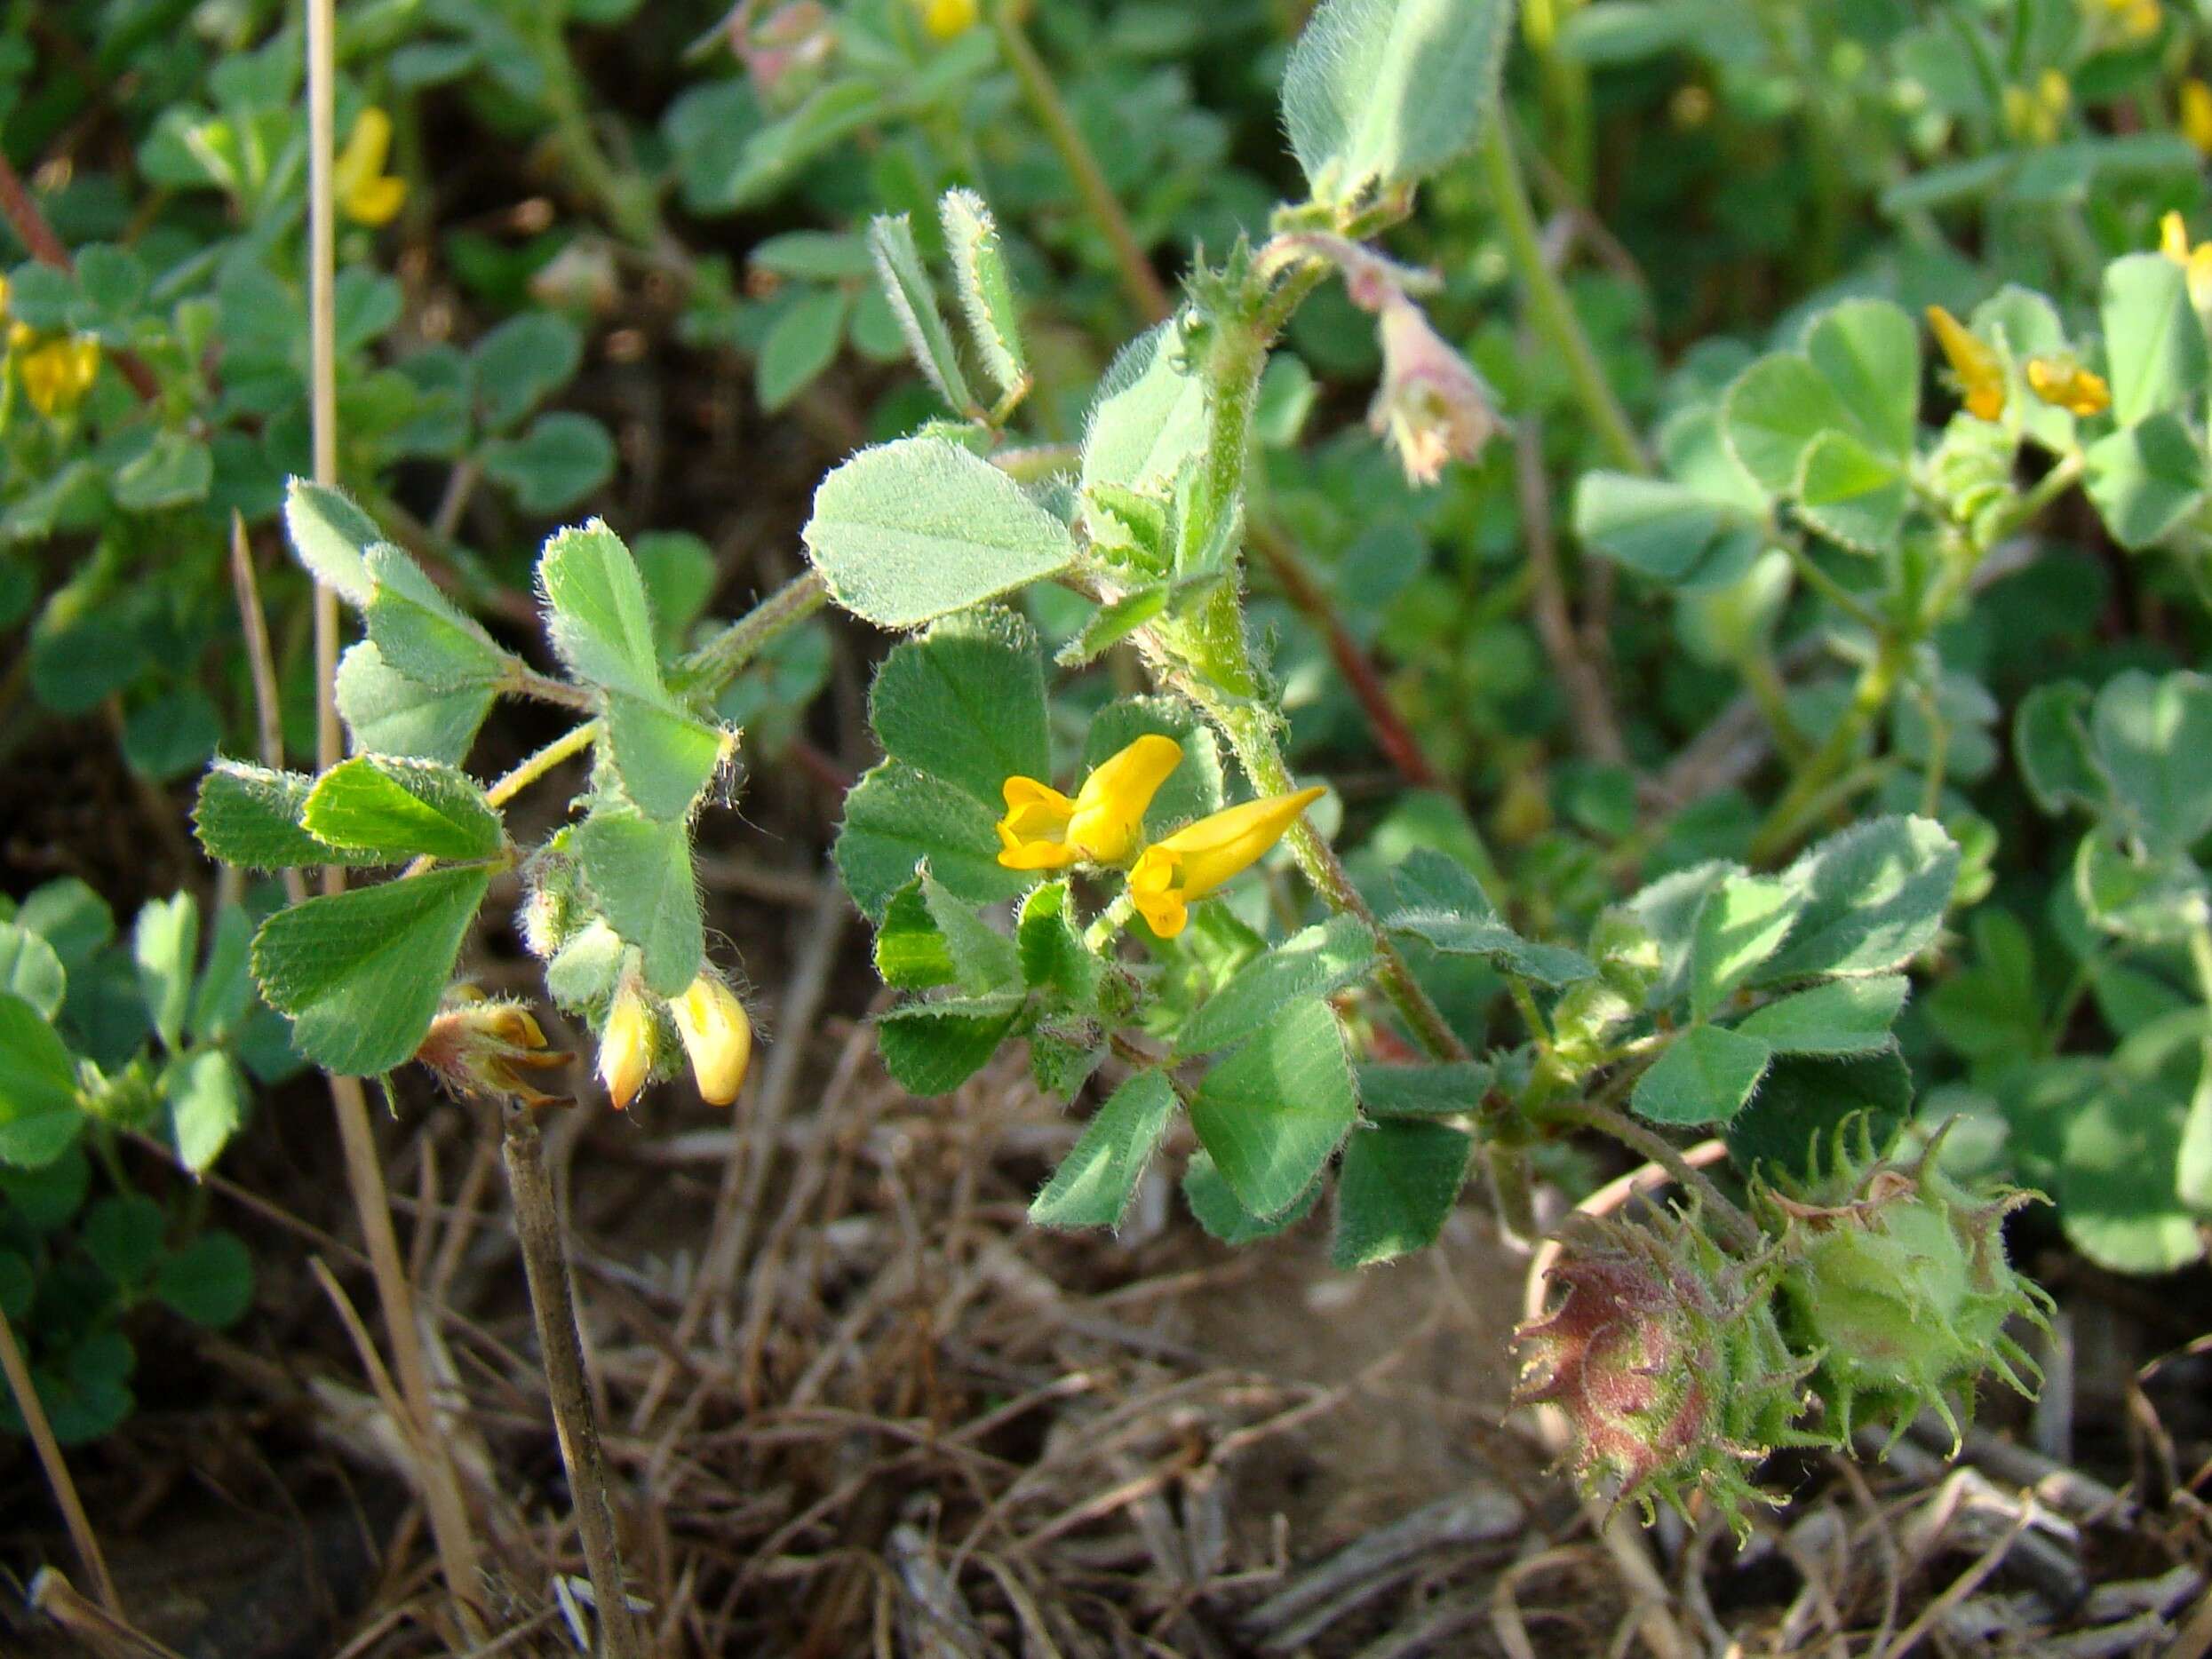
(1760, 1117), (2052, 1449)
(518, 837), (583, 961)
(1516, 1203), (1819, 1535)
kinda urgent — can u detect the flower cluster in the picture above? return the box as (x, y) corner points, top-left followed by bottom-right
(995, 735), (1324, 938)
(597, 973), (754, 1111)
(1927, 303), (2111, 423)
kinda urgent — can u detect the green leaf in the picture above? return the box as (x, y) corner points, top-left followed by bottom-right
(2089, 668), (2212, 855)
(1030, 1070), (1177, 1229)
(1016, 881), (1101, 1008)
(1281, 0), (1512, 202)
(1182, 1147), (1323, 1242)
(2084, 412), (2208, 551)
(1176, 916), (1376, 1056)
(2015, 682), (2105, 817)
(803, 437), (1078, 630)
(538, 520), (666, 700)
(2073, 830), (2204, 944)
(940, 187), (1025, 402)
(1571, 472), (1735, 585)
(1802, 298), (1920, 459)
(122, 689), (220, 782)
(1735, 974), (1907, 1056)
(132, 893), (200, 1053)
(1722, 353), (1851, 495)
(1081, 319), (1207, 513)
(835, 760), (1030, 923)
(868, 212), (973, 413)
(874, 879), (957, 990)
(0, 994), (84, 1167)
(633, 531), (718, 648)
(194, 763), (341, 870)
(471, 310), (584, 430)
(14, 879), (113, 972)
(1388, 849), (1596, 987)
(482, 411), (616, 513)
(1188, 998), (1357, 1218)
(2101, 251), (2208, 427)
(1723, 1051), (1911, 1182)
(282, 479), (381, 607)
(0, 1146), (87, 1233)
(0, 925), (66, 1021)
(572, 803), (703, 996)
(2061, 1072), (2205, 1274)
(1755, 816), (1959, 983)
(1056, 585), (1173, 666)
(869, 607), (1050, 808)
(1794, 430), (1908, 554)
(920, 869), (1021, 994)
(363, 545), (508, 690)
(603, 693), (728, 822)
(1331, 1119), (1470, 1268)
(155, 1229), (254, 1327)
(302, 757), (503, 863)
(250, 868), (491, 1075)
(164, 1050), (244, 1173)
(84, 1195), (165, 1288)
(756, 287), (850, 412)
(876, 992), (1027, 1095)
(1355, 1060), (1492, 1118)
(334, 641), (495, 765)
(113, 431), (213, 512)
(1081, 697), (1225, 834)
(1688, 871), (1802, 1020)
(1632, 1024), (1773, 1126)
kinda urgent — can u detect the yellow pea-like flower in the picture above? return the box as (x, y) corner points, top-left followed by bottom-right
(2158, 210), (2212, 309)
(334, 107), (407, 227)
(2025, 356), (2112, 417)
(1925, 306), (2006, 423)
(1126, 785), (1327, 939)
(19, 337), (100, 417)
(2183, 79), (2212, 156)
(416, 993), (571, 1107)
(919, 0), (980, 38)
(671, 975), (752, 1106)
(598, 983), (654, 1110)
(996, 734), (1184, 871)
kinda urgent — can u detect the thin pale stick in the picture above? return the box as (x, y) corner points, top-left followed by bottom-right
(0, 1303), (121, 1615)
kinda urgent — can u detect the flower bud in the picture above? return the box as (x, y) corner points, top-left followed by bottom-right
(416, 991), (571, 1107)
(1516, 1206), (1816, 1532)
(1368, 294), (1503, 487)
(1760, 1118), (2051, 1449)
(598, 982), (655, 1110)
(671, 975), (752, 1106)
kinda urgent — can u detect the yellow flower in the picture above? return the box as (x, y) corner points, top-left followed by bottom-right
(2159, 210), (2212, 308)
(334, 107), (407, 227)
(996, 734), (1184, 871)
(2025, 355), (2112, 417)
(19, 337), (100, 417)
(671, 975), (752, 1106)
(918, 0), (979, 38)
(2183, 79), (2212, 155)
(2100, 0), (2160, 41)
(598, 983), (654, 1110)
(415, 992), (571, 1108)
(2002, 70), (2070, 145)
(1126, 785), (1327, 938)
(1926, 306), (2006, 423)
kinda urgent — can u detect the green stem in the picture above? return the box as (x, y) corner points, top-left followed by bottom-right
(529, 11), (666, 253)
(1748, 633), (1906, 864)
(991, 3), (1169, 323)
(1540, 1098), (1761, 1251)
(1739, 647), (1810, 766)
(487, 719), (600, 810)
(672, 569), (829, 695)
(1478, 123), (1648, 477)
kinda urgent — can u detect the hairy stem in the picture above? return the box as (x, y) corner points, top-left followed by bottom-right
(991, 2), (1170, 323)
(1541, 1099), (1761, 1252)
(673, 569), (829, 695)
(488, 719), (601, 810)
(501, 1108), (644, 1659)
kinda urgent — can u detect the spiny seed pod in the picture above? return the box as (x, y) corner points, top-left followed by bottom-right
(1516, 1204), (1820, 1535)
(1759, 1118), (2052, 1449)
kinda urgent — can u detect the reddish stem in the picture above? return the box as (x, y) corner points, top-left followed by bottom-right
(1252, 522), (1446, 791)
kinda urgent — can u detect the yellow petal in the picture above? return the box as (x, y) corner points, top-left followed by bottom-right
(1925, 306), (2005, 423)
(1127, 846), (1189, 937)
(672, 976), (752, 1106)
(345, 172), (407, 228)
(2025, 357), (2111, 417)
(1150, 784), (1327, 904)
(994, 774), (1078, 869)
(2184, 80), (2212, 156)
(2161, 210), (2192, 265)
(1066, 734), (1183, 865)
(598, 987), (653, 1109)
